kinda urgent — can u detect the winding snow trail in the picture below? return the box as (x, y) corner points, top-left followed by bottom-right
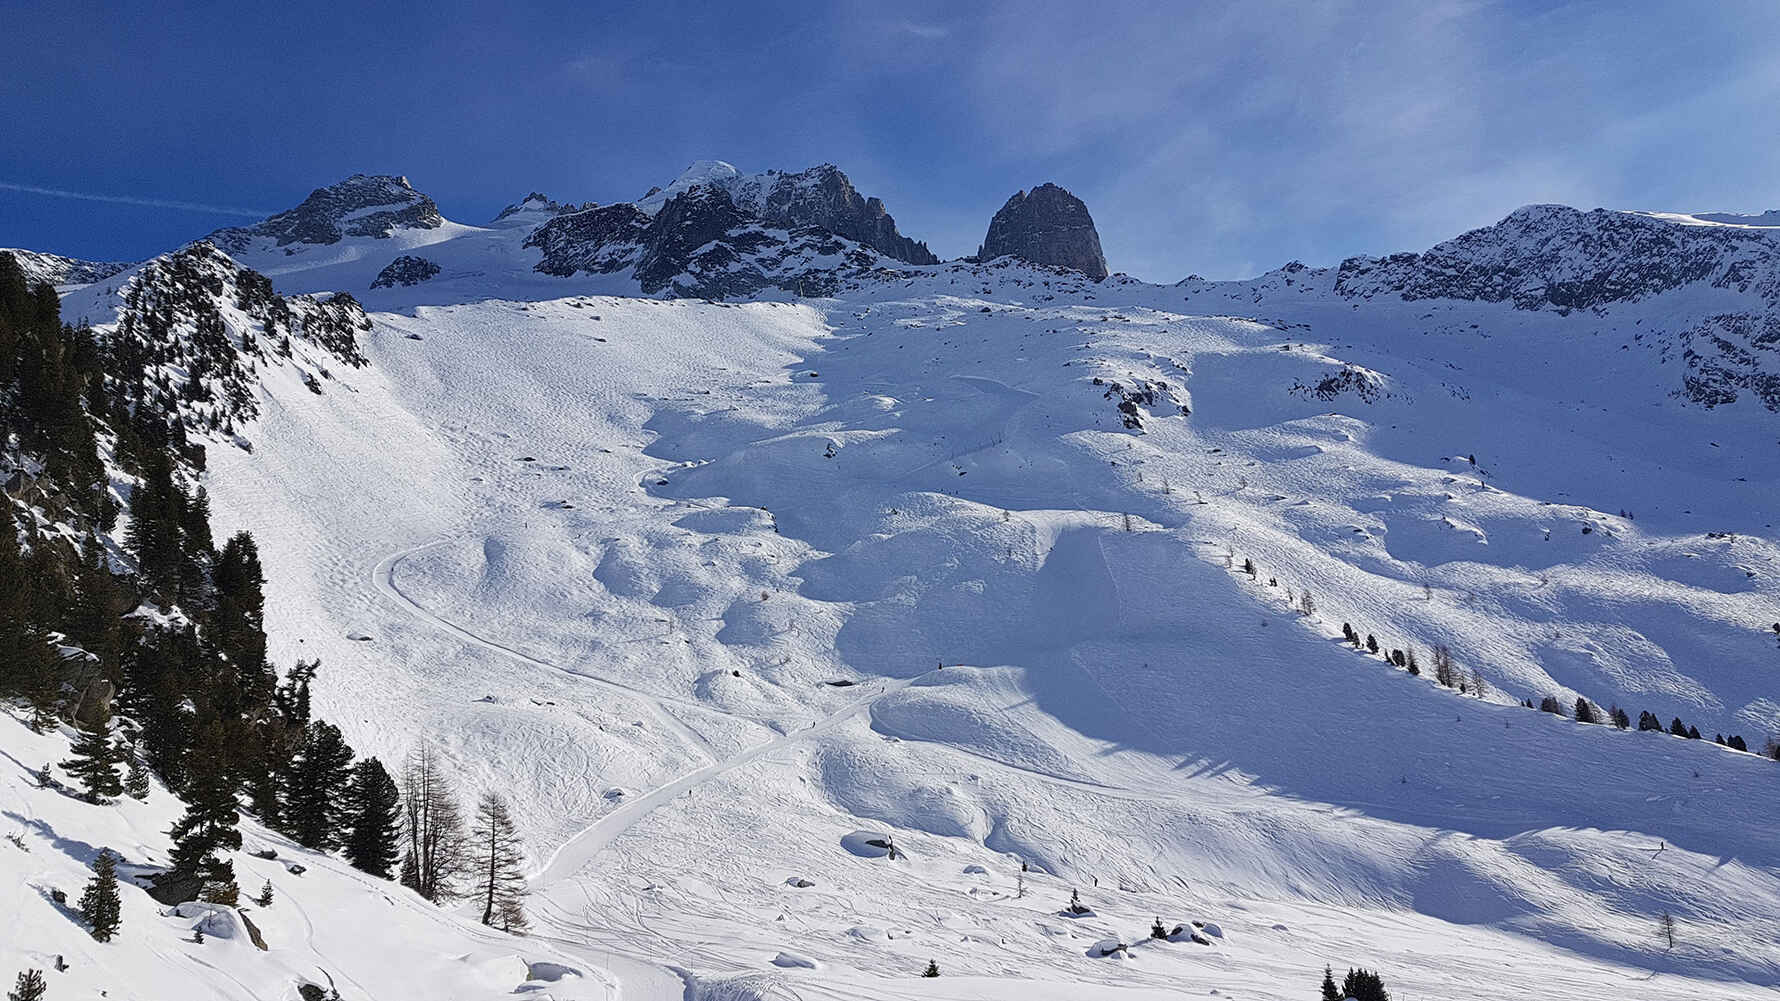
(373, 539), (720, 763)
(375, 537), (933, 887)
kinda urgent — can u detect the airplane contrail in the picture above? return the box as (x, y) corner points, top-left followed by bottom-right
(0, 180), (269, 218)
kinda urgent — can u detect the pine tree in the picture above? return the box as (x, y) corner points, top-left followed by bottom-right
(923, 960), (940, 978)
(344, 757), (402, 878)
(1609, 705), (1630, 730)
(1405, 650), (1419, 676)
(1670, 717), (1687, 737)
(1151, 916), (1167, 939)
(61, 704), (126, 801)
(1638, 710), (1662, 732)
(7, 969), (45, 1001)
(1365, 634), (1379, 654)
(211, 532), (272, 703)
(124, 754), (150, 800)
(287, 720), (355, 850)
(1321, 965), (1341, 1001)
(1574, 699), (1599, 725)
(79, 848), (122, 942)
(257, 879), (274, 907)
(472, 791), (529, 933)
(1686, 725), (1701, 740)
(166, 722), (241, 902)
(0, 505), (61, 717)
(1539, 696), (1565, 716)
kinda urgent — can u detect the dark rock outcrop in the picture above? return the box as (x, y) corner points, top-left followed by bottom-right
(211, 175), (442, 250)
(731, 165), (938, 265)
(370, 255), (442, 288)
(978, 183), (1108, 280)
(525, 180), (905, 298)
(493, 192), (589, 223)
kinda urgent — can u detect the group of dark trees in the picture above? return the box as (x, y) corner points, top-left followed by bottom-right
(1339, 622), (1485, 699)
(1525, 697), (1762, 753)
(1335, 593), (1774, 763)
(1321, 965), (1390, 1001)
(2, 252), (523, 949)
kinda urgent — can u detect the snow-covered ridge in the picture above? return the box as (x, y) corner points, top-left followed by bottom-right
(1333, 204), (1780, 311)
(208, 174), (443, 251)
(0, 247), (135, 288)
(1190, 204), (1780, 410)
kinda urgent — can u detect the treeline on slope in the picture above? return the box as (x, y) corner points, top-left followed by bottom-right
(1227, 550), (1776, 763)
(0, 252), (526, 936)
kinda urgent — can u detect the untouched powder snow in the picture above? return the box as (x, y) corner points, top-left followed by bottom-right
(19, 216), (1780, 999)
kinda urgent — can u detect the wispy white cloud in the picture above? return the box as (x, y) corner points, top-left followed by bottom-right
(940, 0), (1780, 280)
(0, 180), (269, 218)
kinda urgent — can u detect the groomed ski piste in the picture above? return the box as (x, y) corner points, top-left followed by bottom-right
(11, 194), (1780, 999)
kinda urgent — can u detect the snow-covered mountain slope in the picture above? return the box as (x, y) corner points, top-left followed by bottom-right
(1249, 204), (1780, 411)
(0, 248), (134, 288)
(127, 252), (1773, 1000)
(0, 709), (617, 1000)
(16, 184), (1780, 1000)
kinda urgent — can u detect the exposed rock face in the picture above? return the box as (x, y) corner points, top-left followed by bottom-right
(210, 174), (442, 250)
(728, 165), (938, 265)
(632, 161), (936, 265)
(370, 255), (443, 288)
(978, 183), (1108, 280)
(525, 175), (908, 298)
(0, 248), (133, 287)
(525, 203), (653, 278)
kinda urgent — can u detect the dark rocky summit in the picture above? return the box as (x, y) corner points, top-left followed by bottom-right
(732, 165), (938, 265)
(211, 174), (442, 250)
(370, 255), (443, 288)
(492, 192), (588, 222)
(978, 183), (1108, 280)
(524, 170), (909, 298)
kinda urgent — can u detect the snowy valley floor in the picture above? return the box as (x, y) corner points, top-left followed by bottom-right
(38, 264), (1772, 999)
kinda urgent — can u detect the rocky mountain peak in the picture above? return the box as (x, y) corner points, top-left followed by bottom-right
(729, 164), (938, 265)
(979, 182), (1108, 280)
(493, 192), (584, 222)
(210, 173), (443, 250)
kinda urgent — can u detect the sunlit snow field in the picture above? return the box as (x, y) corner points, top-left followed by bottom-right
(129, 239), (1780, 999)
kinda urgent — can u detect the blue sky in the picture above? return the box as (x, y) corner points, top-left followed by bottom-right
(3, 0), (1778, 281)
